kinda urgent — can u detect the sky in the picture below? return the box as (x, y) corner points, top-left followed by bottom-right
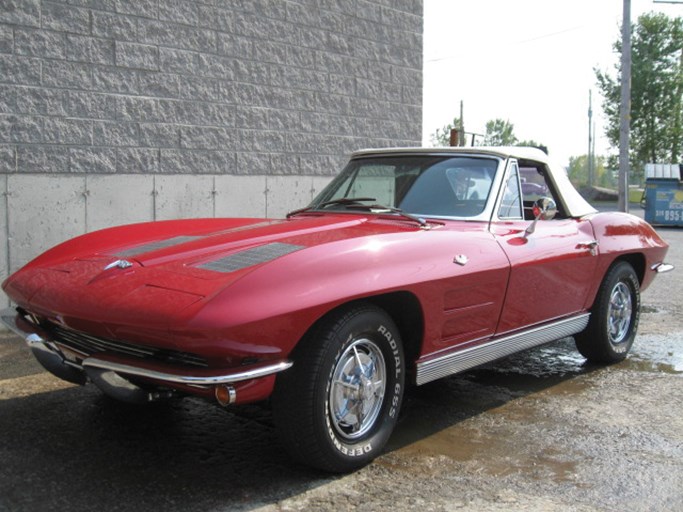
(422, 0), (683, 166)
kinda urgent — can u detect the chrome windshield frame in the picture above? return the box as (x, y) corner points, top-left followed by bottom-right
(311, 152), (507, 223)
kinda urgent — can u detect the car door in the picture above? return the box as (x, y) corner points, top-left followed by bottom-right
(490, 159), (599, 335)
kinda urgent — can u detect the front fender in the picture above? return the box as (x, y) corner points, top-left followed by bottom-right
(176, 228), (510, 361)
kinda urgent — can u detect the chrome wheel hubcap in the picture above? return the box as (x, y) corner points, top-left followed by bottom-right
(329, 338), (386, 440)
(608, 282), (632, 344)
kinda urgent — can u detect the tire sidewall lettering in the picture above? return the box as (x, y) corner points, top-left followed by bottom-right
(323, 319), (403, 459)
(377, 323), (402, 379)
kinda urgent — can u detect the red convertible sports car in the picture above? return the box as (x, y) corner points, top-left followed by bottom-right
(1, 147), (673, 472)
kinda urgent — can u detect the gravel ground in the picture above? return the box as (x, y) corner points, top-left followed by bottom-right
(0, 225), (681, 512)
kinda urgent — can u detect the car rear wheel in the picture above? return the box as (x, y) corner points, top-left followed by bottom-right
(272, 303), (404, 473)
(575, 261), (640, 363)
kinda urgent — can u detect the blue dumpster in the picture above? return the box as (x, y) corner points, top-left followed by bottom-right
(643, 165), (683, 226)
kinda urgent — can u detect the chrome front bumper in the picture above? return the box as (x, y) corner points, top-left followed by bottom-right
(652, 262), (675, 274)
(0, 307), (292, 404)
(1, 307), (87, 385)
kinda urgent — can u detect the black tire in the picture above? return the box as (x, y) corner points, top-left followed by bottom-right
(575, 261), (640, 363)
(272, 303), (405, 473)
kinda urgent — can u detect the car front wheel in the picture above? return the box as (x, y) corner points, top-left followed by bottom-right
(272, 303), (405, 473)
(575, 261), (640, 363)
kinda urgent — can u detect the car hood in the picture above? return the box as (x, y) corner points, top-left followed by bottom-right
(3, 214), (442, 339)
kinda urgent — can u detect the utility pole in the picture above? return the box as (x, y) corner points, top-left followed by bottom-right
(618, 0), (631, 212)
(459, 100), (465, 146)
(588, 90), (594, 186)
(592, 120), (597, 172)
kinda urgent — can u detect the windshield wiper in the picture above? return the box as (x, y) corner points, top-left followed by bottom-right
(286, 197), (377, 218)
(344, 204), (428, 228)
(287, 198), (429, 228)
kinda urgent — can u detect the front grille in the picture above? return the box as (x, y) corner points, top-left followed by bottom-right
(47, 323), (208, 368)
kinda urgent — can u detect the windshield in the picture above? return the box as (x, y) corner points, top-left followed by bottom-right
(312, 155), (500, 218)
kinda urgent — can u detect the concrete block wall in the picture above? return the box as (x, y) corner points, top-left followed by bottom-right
(1, 173), (332, 271)
(0, 0), (423, 304)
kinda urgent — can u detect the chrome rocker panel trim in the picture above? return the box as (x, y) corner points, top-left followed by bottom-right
(0, 307), (292, 387)
(415, 313), (591, 386)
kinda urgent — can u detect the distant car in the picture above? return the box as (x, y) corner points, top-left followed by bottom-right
(521, 180), (548, 197)
(1, 147), (673, 473)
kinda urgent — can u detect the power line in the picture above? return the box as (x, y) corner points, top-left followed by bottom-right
(426, 26), (583, 63)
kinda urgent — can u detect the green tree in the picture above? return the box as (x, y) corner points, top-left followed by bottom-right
(517, 139), (548, 154)
(430, 117), (462, 146)
(568, 155), (589, 187)
(568, 154), (612, 188)
(430, 116), (546, 149)
(482, 118), (517, 146)
(595, 12), (683, 170)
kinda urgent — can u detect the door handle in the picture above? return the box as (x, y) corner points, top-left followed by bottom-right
(576, 240), (599, 254)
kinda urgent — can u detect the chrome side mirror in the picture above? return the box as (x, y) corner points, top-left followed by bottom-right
(525, 197), (557, 236)
(532, 197), (557, 221)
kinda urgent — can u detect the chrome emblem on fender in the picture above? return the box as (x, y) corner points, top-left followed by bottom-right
(104, 259), (134, 270)
(453, 254), (469, 266)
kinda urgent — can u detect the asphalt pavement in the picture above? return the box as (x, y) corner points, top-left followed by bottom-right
(0, 218), (681, 512)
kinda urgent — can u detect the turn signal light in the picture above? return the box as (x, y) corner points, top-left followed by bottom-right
(215, 384), (236, 406)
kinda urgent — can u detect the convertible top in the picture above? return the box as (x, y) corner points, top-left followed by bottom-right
(352, 146), (597, 219)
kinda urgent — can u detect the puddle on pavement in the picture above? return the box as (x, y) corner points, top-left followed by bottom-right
(641, 305), (660, 314)
(387, 339), (591, 482)
(460, 333), (682, 387)
(461, 338), (595, 394)
(389, 412), (580, 483)
(627, 334), (683, 374)
(388, 334), (681, 483)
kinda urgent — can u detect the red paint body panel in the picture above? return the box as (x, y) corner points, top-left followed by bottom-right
(492, 217), (599, 333)
(2, 151), (671, 406)
(3, 211), (670, 378)
(3, 215), (506, 363)
(179, 217), (510, 361)
(583, 211), (669, 300)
